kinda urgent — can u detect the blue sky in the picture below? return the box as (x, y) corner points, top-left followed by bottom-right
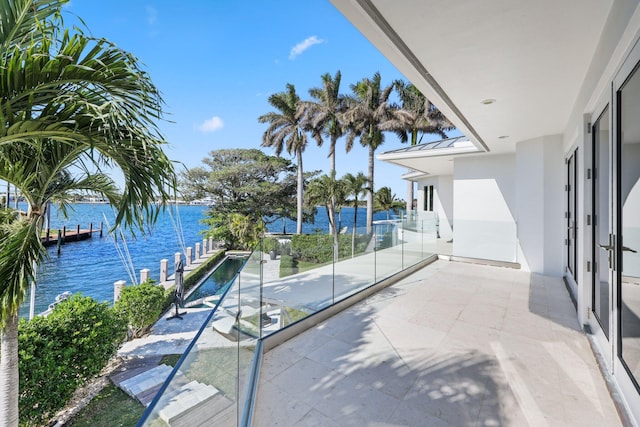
(65, 1), (454, 199)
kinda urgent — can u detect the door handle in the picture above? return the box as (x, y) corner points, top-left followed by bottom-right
(599, 244), (614, 251)
(623, 246), (638, 253)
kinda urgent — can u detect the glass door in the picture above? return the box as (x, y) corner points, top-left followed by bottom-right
(567, 149), (578, 282)
(617, 58), (640, 388)
(592, 107), (611, 340)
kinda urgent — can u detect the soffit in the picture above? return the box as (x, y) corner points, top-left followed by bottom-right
(331, 0), (613, 154)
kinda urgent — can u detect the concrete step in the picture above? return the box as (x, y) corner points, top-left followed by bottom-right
(118, 364), (174, 398)
(157, 380), (227, 426)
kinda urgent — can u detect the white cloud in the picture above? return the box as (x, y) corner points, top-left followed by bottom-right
(197, 116), (224, 133)
(289, 36), (325, 60)
(146, 5), (158, 25)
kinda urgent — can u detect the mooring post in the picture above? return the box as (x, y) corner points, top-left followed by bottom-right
(208, 237), (213, 252)
(195, 243), (201, 261)
(140, 268), (151, 283)
(76, 224), (80, 237)
(100, 221), (103, 238)
(114, 280), (126, 303)
(186, 247), (193, 267)
(159, 259), (168, 282)
(174, 252), (181, 272)
(89, 223), (93, 236)
(56, 230), (62, 255)
(45, 228), (50, 243)
(62, 225), (66, 241)
(203, 238), (208, 255)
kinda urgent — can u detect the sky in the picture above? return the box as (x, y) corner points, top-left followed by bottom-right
(64, 0), (456, 199)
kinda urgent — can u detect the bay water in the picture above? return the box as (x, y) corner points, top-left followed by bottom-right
(19, 203), (391, 317)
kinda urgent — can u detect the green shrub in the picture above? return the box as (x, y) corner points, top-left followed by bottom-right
(114, 280), (165, 339)
(279, 254), (298, 269)
(18, 295), (126, 426)
(262, 237), (279, 254)
(291, 233), (369, 264)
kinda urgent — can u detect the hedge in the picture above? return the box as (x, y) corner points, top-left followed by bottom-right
(114, 280), (166, 339)
(290, 233), (369, 264)
(18, 295), (126, 426)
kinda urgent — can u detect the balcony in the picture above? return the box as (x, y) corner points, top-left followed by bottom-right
(137, 216), (623, 426)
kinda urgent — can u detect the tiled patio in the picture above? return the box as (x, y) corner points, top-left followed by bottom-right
(253, 260), (623, 426)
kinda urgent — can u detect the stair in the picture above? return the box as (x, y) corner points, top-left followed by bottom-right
(118, 364), (174, 399)
(157, 380), (232, 426)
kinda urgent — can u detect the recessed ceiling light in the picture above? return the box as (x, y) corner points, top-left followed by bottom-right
(480, 98), (496, 105)
(498, 135), (509, 139)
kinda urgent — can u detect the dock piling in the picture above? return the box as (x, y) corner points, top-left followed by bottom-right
(159, 259), (168, 282)
(186, 247), (192, 267)
(114, 280), (126, 303)
(140, 268), (150, 283)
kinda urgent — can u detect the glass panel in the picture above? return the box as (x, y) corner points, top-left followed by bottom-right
(333, 224), (376, 301)
(142, 269), (245, 426)
(567, 151), (577, 280)
(374, 221), (403, 280)
(262, 233), (332, 333)
(620, 62), (640, 382)
(403, 217), (426, 267)
(593, 107), (610, 338)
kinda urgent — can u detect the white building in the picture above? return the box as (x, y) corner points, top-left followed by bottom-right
(332, 0), (640, 423)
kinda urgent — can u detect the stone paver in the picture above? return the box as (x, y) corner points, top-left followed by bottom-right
(253, 260), (623, 426)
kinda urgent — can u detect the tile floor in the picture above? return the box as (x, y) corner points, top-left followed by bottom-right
(252, 260), (623, 426)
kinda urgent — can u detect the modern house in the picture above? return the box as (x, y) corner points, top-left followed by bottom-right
(331, 0), (640, 423)
(137, 1), (640, 425)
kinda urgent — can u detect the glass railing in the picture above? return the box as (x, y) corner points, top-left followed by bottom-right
(139, 217), (438, 426)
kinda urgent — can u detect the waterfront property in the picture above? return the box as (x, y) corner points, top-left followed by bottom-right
(133, 1), (640, 425)
(332, 0), (640, 424)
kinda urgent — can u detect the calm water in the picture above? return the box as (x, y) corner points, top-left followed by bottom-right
(19, 203), (392, 317)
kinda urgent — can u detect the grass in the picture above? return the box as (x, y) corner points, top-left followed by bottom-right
(66, 384), (144, 427)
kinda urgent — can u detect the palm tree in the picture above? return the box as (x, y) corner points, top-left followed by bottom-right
(342, 172), (367, 257)
(344, 72), (402, 232)
(259, 84), (309, 234)
(0, 2), (176, 424)
(305, 71), (346, 173)
(305, 172), (343, 262)
(375, 186), (404, 220)
(394, 81), (454, 212)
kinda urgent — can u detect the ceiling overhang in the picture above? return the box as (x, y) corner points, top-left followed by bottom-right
(331, 0), (613, 155)
(377, 136), (478, 176)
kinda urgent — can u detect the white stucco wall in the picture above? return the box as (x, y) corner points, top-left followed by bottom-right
(515, 136), (565, 276)
(453, 154), (517, 262)
(415, 176), (453, 239)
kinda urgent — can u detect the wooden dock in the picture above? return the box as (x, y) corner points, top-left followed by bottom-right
(41, 223), (103, 248)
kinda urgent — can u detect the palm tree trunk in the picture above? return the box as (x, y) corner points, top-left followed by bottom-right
(0, 313), (20, 427)
(406, 179), (414, 214)
(329, 136), (337, 235)
(296, 151), (304, 235)
(330, 135), (337, 173)
(366, 146), (374, 234)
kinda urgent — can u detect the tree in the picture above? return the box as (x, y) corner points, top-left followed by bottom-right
(375, 186), (404, 220)
(181, 149), (298, 249)
(305, 71), (346, 174)
(344, 72), (402, 232)
(259, 84), (309, 234)
(305, 172), (344, 262)
(342, 172), (367, 257)
(0, 2), (176, 424)
(394, 81), (454, 212)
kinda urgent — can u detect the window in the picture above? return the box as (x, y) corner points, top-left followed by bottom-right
(424, 185), (434, 211)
